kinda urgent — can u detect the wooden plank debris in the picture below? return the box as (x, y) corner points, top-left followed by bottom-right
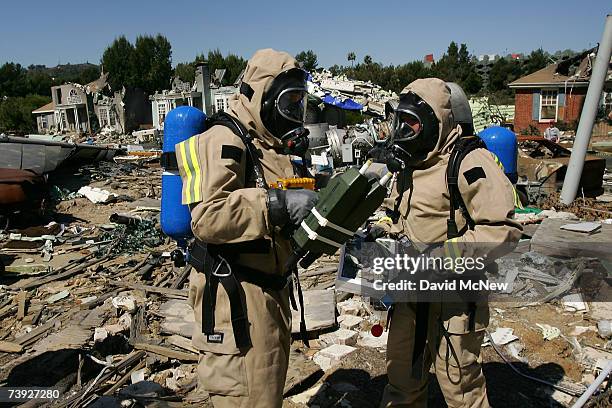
(0, 340), (23, 353)
(16, 291), (27, 320)
(530, 218), (612, 261)
(109, 280), (188, 298)
(132, 342), (199, 361)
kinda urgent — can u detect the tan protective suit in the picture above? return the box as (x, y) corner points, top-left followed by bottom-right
(176, 49), (301, 408)
(379, 79), (522, 408)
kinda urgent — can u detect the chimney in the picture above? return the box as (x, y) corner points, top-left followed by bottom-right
(196, 62), (213, 116)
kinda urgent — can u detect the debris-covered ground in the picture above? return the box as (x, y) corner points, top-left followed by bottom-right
(1, 159), (611, 407)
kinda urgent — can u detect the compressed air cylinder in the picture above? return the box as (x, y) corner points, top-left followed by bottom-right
(478, 126), (518, 184)
(161, 106), (207, 246)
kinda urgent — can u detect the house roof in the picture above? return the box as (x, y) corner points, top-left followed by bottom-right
(86, 72), (109, 93)
(509, 49), (611, 88)
(32, 101), (55, 114)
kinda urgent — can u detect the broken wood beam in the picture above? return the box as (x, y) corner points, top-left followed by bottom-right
(109, 281), (188, 298)
(132, 342), (198, 361)
(16, 290), (27, 320)
(0, 340), (23, 353)
(170, 265), (192, 289)
(11, 255), (110, 290)
(103, 359), (146, 396)
(15, 318), (57, 347)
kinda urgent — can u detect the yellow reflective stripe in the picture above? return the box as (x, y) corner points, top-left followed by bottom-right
(492, 153), (505, 171)
(178, 141), (193, 204)
(188, 137), (201, 202)
(512, 187), (523, 209)
(444, 237), (461, 259)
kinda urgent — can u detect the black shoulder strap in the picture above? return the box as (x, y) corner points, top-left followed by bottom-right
(446, 136), (487, 239)
(205, 111), (267, 190)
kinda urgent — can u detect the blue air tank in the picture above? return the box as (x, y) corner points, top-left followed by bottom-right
(478, 126), (518, 184)
(161, 106), (207, 246)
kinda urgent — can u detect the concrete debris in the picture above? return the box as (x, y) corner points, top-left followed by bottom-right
(318, 344), (357, 365)
(357, 330), (388, 349)
(339, 315), (363, 330)
(561, 293), (589, 313)
(312, 352), (333, 372)
(597, 320), (612, 338)
(319, 329), (358, 347)
(560, 221), (602, 233)
(93, 327), (108, 342)
(112, 295), (137, 313)
(337, 298), (364, 316)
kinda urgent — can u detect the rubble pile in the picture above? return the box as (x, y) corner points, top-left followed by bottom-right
(310, 70), (398, 116)
(0, 158), (611, 408)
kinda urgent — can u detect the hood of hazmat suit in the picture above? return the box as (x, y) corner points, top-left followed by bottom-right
(229, 49), (308, 153)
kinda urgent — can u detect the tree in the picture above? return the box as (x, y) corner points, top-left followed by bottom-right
(101, 36), (136, 91)
(0, 63), (28, 97)
(363, 55), (373, 65)
(488, 58), (522, 92)
(174, 62), (196, 84)
(177, 50), (246, 86)
(147, 34), (172, 93)
(522, 48), (550, 75)
(0, 95), (51, 133)
(102, 34), (172, 94)
(347, 52), (356, 67)
(295, 50), (318, 72)
(432, 41), (482, 94)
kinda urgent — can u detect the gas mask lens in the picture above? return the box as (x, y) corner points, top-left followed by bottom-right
(392, 109), (422, 142)
(276, 88), (307, 124)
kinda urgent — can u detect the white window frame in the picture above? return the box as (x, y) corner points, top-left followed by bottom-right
(158, 102), (168, 125)
(99, 107), (109, 127)
(539, 89), (558, 122)
(215, 95), (226, 113)
(40, 115), (48, 129)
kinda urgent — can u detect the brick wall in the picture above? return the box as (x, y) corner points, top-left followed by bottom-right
(513, 87), (586, 134)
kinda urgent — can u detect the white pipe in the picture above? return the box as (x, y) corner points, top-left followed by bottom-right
(560, 15), (612, 204)
(570, 360), (612, 408)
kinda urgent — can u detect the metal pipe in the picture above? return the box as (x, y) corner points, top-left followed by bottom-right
(560, 14), (612, 204)
(570, 361), (612, 408)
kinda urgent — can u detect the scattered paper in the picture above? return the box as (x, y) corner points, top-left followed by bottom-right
(536, 323), (561, 341)
(483, 327), (518, 346)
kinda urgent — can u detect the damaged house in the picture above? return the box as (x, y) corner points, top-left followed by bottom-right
(31, 74), (152, 135)
(510, 48), (612, 134)
(150, 65), (240, 130)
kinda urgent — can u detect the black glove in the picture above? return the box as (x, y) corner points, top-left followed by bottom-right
(367, 147), (404, 173)
(364, 224), (387, 242)
(267, 189), (319, 228)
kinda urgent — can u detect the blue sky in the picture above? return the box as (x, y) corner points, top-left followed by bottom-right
(2, 1), (610, 68)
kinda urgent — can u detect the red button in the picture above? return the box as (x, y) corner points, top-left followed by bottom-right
(371, 324), (384, 337)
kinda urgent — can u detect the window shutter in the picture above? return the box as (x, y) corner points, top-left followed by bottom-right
(532, 90), (540, 121)
(558, 91), (565, 107)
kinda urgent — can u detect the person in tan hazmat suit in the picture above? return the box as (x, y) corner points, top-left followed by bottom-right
(175, 49), (318, 408)
(371, 78), (522, 407)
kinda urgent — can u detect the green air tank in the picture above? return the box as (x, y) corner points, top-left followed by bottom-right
(292, 160), (392, 258)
